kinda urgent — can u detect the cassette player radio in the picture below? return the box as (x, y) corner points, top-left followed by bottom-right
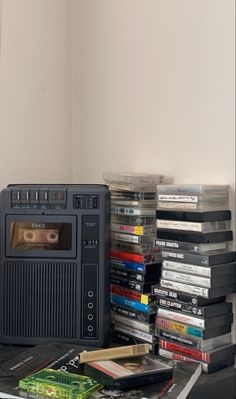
(0, 184), (110, 346)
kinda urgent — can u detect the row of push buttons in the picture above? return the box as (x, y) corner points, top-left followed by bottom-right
(11, 188), (67, 205)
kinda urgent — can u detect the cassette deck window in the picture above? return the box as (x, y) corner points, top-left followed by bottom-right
(10, 221), (72, 251)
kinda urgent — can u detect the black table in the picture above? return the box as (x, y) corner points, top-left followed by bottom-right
(0, 344), (235, 399)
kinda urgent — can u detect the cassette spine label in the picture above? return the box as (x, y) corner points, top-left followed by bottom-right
(111, 277), (153, 293)
(159, 340), (210, 363)
(157, 220), (203, 232)
(162, 259), (211, 277)
(158, 329), (198, 348)
(111, 224), (145, 235)
(111, 268), (145, 282)
(111, 207), (155, 216)
(111, 313), (154, 333)
(151, 285), (224, 306)
(158, 298), (204, 316)
(157, 202), (198, 210)
(111, 304), (155, 323)
(112, 233), (140, 244)
(112, 258), (146, 272)
(160, 279), (210, 298)
(111, 284), (153, 304)
(158, 329), (231, 351)
(111, 294), (153, 314)
(111, 249), (149, 264)
(161, 250), (236, 266)
(113, 324), (156, 344)
(155, 317), (204, 338)
(158, 348), (208, 372)
(155, 239), (227, 253)
(157, 308), (206, 328)
(161, 270), (211, 288)
(158, 195), (198, 203)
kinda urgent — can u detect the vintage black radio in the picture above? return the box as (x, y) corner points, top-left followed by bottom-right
(0, 184), (110, 346)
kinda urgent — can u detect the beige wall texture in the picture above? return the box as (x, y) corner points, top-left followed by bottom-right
(0, 0), (72, 188)
(72, 0), (235, 190)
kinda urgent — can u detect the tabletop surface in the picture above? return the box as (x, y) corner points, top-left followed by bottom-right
(0, 344), (235, 399)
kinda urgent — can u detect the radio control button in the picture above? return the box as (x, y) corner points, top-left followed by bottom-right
(11, 189), (21, 204)
(39, 190), (48, 204)
(49, 189), (66, 205)
(20, 189), (30, 204)
(73, 194), (86, 209)
(88, 195), (99, 209)
(30, 190), (39, 204)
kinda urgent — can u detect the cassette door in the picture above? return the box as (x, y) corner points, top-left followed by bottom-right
(5, 214), (76, 258)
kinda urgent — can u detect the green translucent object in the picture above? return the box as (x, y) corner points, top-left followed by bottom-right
(19, 368), (103, 399)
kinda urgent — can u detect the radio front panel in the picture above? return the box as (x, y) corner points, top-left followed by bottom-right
(0, 184), (110, 347)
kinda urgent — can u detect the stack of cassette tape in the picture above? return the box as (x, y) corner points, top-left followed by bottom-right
(152, 184), (236, 373)
(103, 172), (164, 354)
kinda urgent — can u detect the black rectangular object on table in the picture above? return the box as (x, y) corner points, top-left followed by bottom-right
(156, 230), (233, 243)
(156, 210), (231, 222)
(0, 184), (110, 347)
(84, 355), (173, 389)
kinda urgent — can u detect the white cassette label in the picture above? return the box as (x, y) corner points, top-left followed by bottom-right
(162, 251), (184, 260)
(157, 308), (205, 328)
(113, 233), (139, 244)
(156, 220), (202, 232)
(157, 202), (198, 210)
(162, 269), (211, 288)
(158, 195), (198, 203)
(156, 240), (179, 248)
(162, 260), (211, 277)
(160, 279), (209, 298)
(112, 207), (155, 216)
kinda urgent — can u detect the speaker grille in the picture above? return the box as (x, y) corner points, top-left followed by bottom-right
(3, 261), (78, 339)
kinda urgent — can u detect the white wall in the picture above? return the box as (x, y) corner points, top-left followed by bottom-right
(71, 0), (235, 193)
(0, 0), (72, 187)
(71, 0), (235, 343)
